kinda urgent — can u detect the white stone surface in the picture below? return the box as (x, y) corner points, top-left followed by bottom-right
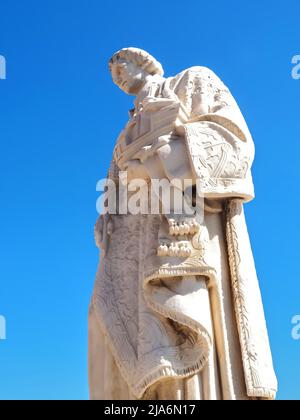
(89, 48), (278, 400)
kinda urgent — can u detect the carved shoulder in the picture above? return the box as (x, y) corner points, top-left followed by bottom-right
(173, 66), (224, 88)
(167, 66), (226, 117)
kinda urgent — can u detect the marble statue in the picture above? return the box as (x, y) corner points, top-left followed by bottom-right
(89, 48), (278, 400)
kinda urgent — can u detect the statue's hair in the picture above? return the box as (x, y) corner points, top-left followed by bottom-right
(109, 47), (164, 77)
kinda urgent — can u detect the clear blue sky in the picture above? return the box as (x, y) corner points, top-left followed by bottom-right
(0, 0), (299, 400)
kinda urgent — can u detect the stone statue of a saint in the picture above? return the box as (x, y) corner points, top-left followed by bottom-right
(89, 48), (278, 400)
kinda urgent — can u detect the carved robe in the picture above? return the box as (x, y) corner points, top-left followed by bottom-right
(89, 67), (278, 400)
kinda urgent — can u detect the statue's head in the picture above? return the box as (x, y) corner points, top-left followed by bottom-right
(109, 48), (164, 95)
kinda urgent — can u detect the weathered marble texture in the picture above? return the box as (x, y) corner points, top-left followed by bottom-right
(89, 48), (277, 400)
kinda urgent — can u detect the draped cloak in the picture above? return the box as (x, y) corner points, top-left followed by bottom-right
(89, 67), (278, 400)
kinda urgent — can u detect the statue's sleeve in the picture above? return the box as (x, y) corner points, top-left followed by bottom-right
(170, 67), (256, 202)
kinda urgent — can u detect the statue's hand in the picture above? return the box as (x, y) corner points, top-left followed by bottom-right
(174, 122), (186, 137)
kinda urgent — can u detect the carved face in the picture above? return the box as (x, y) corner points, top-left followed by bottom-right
(111, 60), (148, 95)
